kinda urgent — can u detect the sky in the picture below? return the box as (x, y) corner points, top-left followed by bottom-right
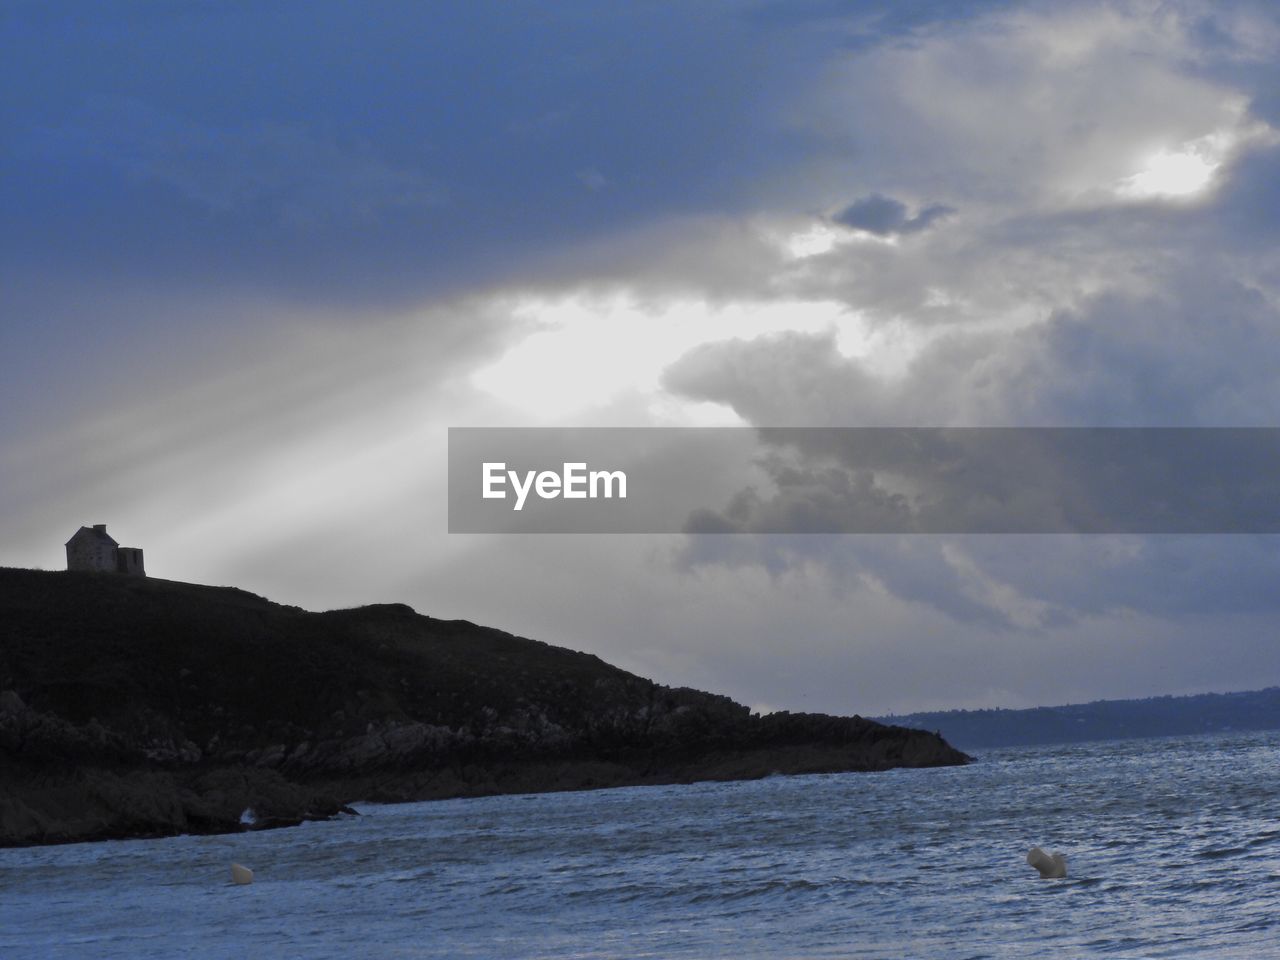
(4, 0), (1280, 715)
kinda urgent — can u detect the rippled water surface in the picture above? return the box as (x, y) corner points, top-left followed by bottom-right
(3, 731), (1280, 958)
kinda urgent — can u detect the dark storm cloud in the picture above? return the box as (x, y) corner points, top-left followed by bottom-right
(675, 533), (1061, 630)
(29, 96), (445, 224)
(832, 194), (955, 236)
(1001, 276), (1280, 426)
(1212, 143), (1280, 245)
(676, 428), (1280, 535)
(0, 0), (870, 456)
(678, 529), (1280, 630)
(0, 0), (832, 308)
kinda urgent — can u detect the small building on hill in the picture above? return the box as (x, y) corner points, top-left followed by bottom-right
(65, 525), (146, 576)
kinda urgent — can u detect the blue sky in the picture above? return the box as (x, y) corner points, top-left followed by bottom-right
(4, 0), (1280, 714)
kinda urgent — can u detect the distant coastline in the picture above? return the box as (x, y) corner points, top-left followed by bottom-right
(879, 687), (1280, 751)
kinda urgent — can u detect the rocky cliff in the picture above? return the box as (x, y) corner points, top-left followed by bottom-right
(0, 568), (968, 846)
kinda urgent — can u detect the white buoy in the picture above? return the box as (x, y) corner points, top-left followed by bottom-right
(230, 863), (255, 885)
(1026, 846), (1067, 878)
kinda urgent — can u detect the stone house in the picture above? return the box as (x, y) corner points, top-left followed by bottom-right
(65, 524), (146, 576)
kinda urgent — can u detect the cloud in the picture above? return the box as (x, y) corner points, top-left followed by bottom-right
(676, 427), (1280, 539)
(832, 194), (955, 236)
(658, 0), (1280, 635)
(780, 0), (1269, 216)
(660, 247), (1280, 623)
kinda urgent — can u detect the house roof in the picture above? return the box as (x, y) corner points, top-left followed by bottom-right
(65, 526), (119, 547)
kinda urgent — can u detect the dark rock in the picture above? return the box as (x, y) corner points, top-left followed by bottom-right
(0, 567), (968, 846)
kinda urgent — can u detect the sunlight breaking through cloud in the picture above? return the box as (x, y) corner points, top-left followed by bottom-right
(469, 295), (866, 421)
(1115, 118), (1276, 201)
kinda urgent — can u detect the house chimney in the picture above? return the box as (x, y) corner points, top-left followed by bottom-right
(93, 524), (107, 533)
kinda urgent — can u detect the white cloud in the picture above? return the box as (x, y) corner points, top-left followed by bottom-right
(787, 1), (1272, 213)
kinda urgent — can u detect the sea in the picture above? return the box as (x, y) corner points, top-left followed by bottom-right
(2, 730), (1279, 959)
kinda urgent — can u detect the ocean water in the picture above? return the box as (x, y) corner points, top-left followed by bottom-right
(3, 731), (1279, 958)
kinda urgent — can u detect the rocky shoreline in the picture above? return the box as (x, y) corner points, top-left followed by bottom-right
(0, 568), (969, 846)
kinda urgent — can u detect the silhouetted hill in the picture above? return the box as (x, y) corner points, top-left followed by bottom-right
(0, 568), (967, 846)
(878, 688), (1280, 751)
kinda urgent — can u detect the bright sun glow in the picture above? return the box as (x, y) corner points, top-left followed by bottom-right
(1119, 147), (1219, 199)
(780, 221), (900, 259)
(784, 224), (841, 258)
(1113, 115), (1279, 201)
(470, 296), (872, 421)
(1113, 111), (1280, 202)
